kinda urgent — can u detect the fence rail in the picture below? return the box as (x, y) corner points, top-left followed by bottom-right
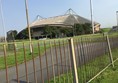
(0, 33), (118, 83)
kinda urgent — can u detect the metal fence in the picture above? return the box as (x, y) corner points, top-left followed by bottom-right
(0, 33), (118, 83)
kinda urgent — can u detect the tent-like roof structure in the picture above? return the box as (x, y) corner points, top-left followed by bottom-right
(16, 9), (100, 39)
(29, 8), (100, 28)
(30, 14), (93, 28)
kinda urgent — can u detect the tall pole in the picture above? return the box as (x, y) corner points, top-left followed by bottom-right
(90, 0), (94, 34)
(0, 0), (7, 43)
(25, 0), (32, 53)
(116, 11), (118, 26)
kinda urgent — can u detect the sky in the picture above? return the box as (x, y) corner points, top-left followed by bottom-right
(0, 0), (118, 36)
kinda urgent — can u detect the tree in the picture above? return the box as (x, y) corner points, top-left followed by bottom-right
(74, 23), (92, 35)
(7, 30), (18, 41)
(60, 28), (73, 37)
(15, 28), (32, 39)
(83, 23), (92, 34)
(43, 26), (60, 38)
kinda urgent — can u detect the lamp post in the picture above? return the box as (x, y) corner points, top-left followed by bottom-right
(90, 0), (94, 34)
(116, 11), (118, 26)
(0, 0), (7, 43)
(25, 0), (32, 53)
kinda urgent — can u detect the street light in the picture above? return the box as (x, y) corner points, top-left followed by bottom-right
(0, 0), (7, 43)
(25, 0), (32, 53)
(116, 11), (118, 26)
(90, 0), (94, 34)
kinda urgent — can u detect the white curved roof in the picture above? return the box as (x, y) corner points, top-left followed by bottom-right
(30, 14), (99, 28)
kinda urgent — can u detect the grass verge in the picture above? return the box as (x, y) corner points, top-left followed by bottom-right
(91, 49), (118, 83)
(48, 49), (118, 83)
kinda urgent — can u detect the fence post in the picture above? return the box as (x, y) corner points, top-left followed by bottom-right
(69, 38), (79, 83)
(106, 35), (114, 68)
(3, 44), (9, 83)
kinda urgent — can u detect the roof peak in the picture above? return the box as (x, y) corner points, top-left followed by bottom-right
(65, 8), (77, 15)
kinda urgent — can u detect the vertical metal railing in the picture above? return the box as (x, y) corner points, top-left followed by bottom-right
(106, 35), (114, 68)
(3, 44), (9, 83)
(44, 41), (50, 83)
(31, 42), (37, 83)
(0, 33), (118, 83)
(23, 43), (29, 82)
(69, 38), (79, 83)
(54, 40), (60, 83)
(13, 42), (19, 83)
(38, 42), (44, 83)
(49, 41), (56, 83)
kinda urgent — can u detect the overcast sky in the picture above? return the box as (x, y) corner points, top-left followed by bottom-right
(0, 0), (118, 36)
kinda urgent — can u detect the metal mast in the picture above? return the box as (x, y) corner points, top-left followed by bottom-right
(90, 0), (94, 34)
(0, 0), (7, 43)
(25, 0), (32, 53)
(116, 11), (118, 26)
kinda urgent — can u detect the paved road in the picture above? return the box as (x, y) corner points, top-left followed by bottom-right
(0, 42), (108, 83)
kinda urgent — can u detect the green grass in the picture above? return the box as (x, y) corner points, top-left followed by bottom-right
(0, 32), (117, 45)
(0, 33), (117, 82)
(0, 33), (117, 71)
(101, 28), (111, 33)
(0, 43), (50, 69)
(0, 34), (103, 70)
(48, 49), (118, 83)
(91, 48), (118, 83)
(0, 39), (68, 69)
(91, 63), (118, 83)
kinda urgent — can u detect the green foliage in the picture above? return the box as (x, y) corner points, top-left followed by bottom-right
(12, 30), (18, 38)
(60, 28), (73, 37)
(15, 29), (29, 39)
(49, 49), (118, 83)
(74, 23), (92, 35)
(7, 30), (18, 41)
(43, 23), (92, 38)
(16, 23), (93, 39)
(101, 28), (111, 33)
(43, 26), (73, 38)
(43, 26), (60, 38)
(91, 49), (118, 83)
(0, 42), (49, 69)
